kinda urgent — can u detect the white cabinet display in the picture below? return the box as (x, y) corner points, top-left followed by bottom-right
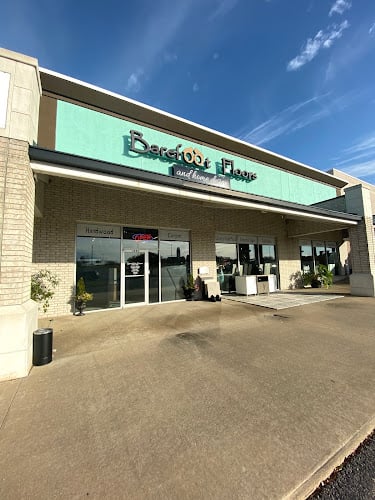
(235, 276), (257, 295)
(268, 275), (277, 292)
(235, 275), (277, 295)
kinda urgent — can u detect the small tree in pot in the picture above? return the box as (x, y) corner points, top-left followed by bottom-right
(75, 277), (93, 315)
(31, 269), (59, 313)
(182, 274), (196, 300)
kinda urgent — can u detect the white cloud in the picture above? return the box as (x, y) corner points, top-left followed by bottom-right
(287, 21), (349, 71)
(335, 133), (375, 164)
(369, 22), (375, 36)
(193, 82), (199, 92)
(236, 94), (329, 146)
(332, 132), (375, 180)
(209, 0), (239, 21)
(117, 1), (197, 94)
(339, 159), (375, 180)
(106, 0), (235, 96)
(236, 91), (359, 146)
(325, 22), (375, 81)
(125, 69), (144, 93)
(329, 0), (351, 17)
(213, 52), (220, 60)
(342, 135), (375, 156)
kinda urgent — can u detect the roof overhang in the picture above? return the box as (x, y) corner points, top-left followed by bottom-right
(30, 147), (360, 227)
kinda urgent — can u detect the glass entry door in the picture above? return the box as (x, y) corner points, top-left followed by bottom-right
(124, 250), (159, 305)
(124, 249), (145, 305)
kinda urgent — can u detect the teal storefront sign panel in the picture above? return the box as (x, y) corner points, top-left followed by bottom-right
(55, 100), (336, 205)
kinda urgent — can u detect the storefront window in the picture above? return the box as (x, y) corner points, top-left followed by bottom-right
(300, 243), (314, 273)
(77, 225), (192, 308)
(76, 234), (121, 311)
(160, 240), (190, 301)
(216, 243), (237, 292)
(300, 240), (338, 275)
(123, 227), (159, 305)
(259, 244), (278, 276)
(216, 235), (279, 292)
(326, 243), (338, 274)
(313, 241), (327, 267)
(239, 244), (259, 275)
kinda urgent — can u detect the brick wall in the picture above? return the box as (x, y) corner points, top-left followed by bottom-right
(33, 177), (344, 316)
(346, 185), (375, 275)
(0, 137), (35, 305)
(348, 218), (375, 273)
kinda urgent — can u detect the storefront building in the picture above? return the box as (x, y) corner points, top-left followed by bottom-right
(1, 48), (375, 380)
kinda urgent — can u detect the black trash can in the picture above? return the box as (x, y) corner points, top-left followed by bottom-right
(33, 328), (53, 366)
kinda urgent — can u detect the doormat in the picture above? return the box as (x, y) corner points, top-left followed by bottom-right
(223, 293), (344, 310)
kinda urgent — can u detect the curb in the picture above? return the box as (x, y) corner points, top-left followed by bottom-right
(283, 416), (375, 500)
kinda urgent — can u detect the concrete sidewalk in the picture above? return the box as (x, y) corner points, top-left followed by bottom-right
(1, 296), (375, 499)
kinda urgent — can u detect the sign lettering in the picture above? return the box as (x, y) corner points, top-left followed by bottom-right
(129, 129), (257, 186)
(132, 233), (153, 241)
(173, 166), (231, 189)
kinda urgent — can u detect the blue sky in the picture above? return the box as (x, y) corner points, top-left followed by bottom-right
(1, 0), (375, 183)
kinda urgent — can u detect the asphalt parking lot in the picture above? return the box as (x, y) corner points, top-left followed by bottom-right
(1, 295), (374, 499)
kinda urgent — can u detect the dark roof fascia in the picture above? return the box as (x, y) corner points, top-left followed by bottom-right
(29, 146), (361, 223)
(39, 69), (347, 190)
(311, 194), (345, 206)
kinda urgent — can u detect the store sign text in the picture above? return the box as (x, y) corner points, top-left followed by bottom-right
(132, 233), (154, 241)
(130, 130), (211, 168)
(129, 130), (257, 182)
(173, 166), (231, 189)
(221, 158), (257, 180)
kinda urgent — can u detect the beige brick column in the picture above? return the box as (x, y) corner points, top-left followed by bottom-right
(0, 49), (41, 380)
(345, 185), (375, 296)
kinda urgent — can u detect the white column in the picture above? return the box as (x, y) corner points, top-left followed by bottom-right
(0, 49), (41, 380)
(345, 185), (375, 296)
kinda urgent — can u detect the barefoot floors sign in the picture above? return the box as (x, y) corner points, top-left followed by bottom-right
(129, 129), (257, 189)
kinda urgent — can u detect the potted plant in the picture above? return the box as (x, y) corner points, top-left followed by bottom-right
(302, 265), (334, 289)
(182, 274), (196, 300)
(31, 269), (59, 313)
(311, 274), (322, 288)
(75, 277), (93, 315)
(302, 270), (321, 288)
(317, 264), (333, 289)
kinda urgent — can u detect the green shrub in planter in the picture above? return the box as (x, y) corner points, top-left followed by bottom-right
(302, 270), (316, 287)
(317, 264), (333, 288)
(75, 277), (93, 315)
(182, 274), (195, 300)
